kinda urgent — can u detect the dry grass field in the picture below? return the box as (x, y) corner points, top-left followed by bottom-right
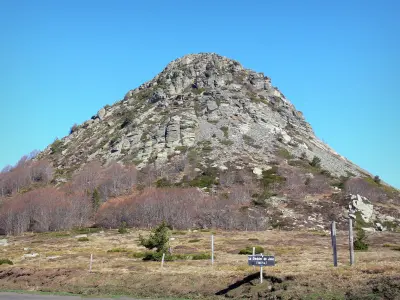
(0, 228), (399, 299)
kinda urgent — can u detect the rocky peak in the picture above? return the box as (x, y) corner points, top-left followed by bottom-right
(39, 53), (370, 181)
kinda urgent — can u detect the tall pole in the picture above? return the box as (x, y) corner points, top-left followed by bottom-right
(330, 221), (338, 267)
(349, 218), (355, 266)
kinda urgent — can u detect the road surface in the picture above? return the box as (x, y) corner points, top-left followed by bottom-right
(0, 292), (143, 299)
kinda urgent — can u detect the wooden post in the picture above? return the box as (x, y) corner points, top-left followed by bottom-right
(38, 253), (41, 268)
(330, 221), (338, 267)
(161, 253), (165, 269)
(252, 247), (255, 271)
(89, 253), (93, 272)
(349, 218), (355, 266)
(211, 234), (214, 265)
(260, 253), (263, 283)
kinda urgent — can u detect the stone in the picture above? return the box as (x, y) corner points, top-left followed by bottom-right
(253, 167), (263, 178)
(348, 194), (374, 223)
(47, 256), (61, 260)
(0, 239), (8, 246)
(75, 234), (88, 238)
(207, 100), (219, 111)
(23, 253), (39, 258)
(219, 165), (228, 171)
(375, 223), (385, 231)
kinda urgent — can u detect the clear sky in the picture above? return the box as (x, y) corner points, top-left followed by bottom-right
(1, 0), (399, 188)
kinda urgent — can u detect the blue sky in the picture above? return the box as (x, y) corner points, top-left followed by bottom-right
(1, 0), (399, 188)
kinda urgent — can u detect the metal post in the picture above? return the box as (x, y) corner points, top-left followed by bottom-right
(89, 253), (93, 272)
(349, 218), (355, 266)
(161, 253), (165, 269)
(211, 234), (214, 265)
(330, 221), (338, 267)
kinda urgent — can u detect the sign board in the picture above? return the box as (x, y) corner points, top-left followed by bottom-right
(248, 255), (275, 266)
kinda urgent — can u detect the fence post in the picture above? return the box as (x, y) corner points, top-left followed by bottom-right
(252, 247), (255, 271)
(161, 253), (165, 269)
(89, 253), (93, 272)
(211, 234), (214, 265)
(349, 218), (355, 266)
(260, 253), (263, 283)
(330, 221), (338, 267)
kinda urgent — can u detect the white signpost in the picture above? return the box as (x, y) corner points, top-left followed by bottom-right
(248, 254), (275, 283)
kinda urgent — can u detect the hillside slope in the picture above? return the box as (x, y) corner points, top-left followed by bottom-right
(24, 53), (397, 232)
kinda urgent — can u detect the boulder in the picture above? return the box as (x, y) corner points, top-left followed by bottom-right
(348, 194), (374, 223)
(0, 239), (8, 246)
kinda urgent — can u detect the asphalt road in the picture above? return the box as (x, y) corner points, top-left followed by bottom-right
(0, 293), (142, 299)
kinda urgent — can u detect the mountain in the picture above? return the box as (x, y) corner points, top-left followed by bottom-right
(34, 53), (399, 231)
(39, 53), (368, 177)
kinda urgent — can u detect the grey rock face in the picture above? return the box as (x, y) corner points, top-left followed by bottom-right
(39, 52), (368, 179)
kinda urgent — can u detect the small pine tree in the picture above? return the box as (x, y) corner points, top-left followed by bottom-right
(373, 175), (381, 184)
(310, 156), (321, 168)
(92, 188), (101, 211)
(139, 221), (171, 253)
(354, 227), (369, 251)
(118, 221), (128, 234)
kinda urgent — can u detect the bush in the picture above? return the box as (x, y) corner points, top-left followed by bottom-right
(139, 221), (171, 253)
(188, 239), (201, 243)
(374, 175), (381, 184)
(171, 230), (187, 235)
(300, 152), (307, 160)
(155, 178), (172, 188)
(191, 253), (212, 260)
(354, 228), (369, 251)
(220, 139), (234, 146)
(220, 126), (229, 138)
(0, 259), (13, 265)
(50, 139), (64, 154)
(142, 252), (212, 261)
(118, 221), (128, 234)
(69, 123), (79, 134)
(260, 167), (286, 189)
(77, 237), (89, 242)
(129, 251), (151, 258)
(277, 148), (293, 159)
(143, 252), (174, 261)
(72, 227), (102, 234)
(107, 248), (128, 253)
(238, 246), (265, 255)
(309, 156), (321, 168)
